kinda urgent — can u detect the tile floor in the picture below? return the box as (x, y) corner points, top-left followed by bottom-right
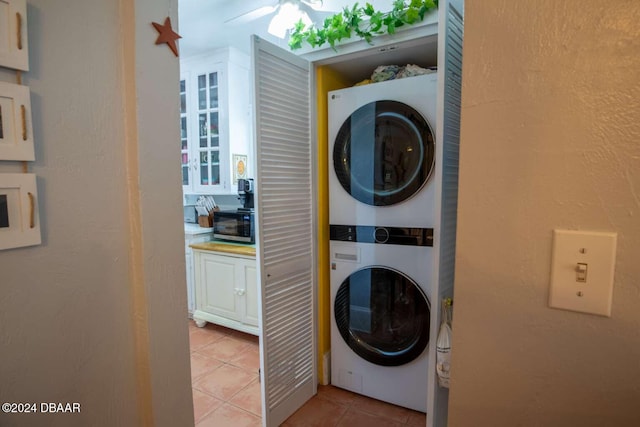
(189, 320), (427, 426)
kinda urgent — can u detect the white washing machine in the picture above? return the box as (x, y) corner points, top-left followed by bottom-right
(328, 74), (438, 412)
(328, 73), (438, 228)
(330, 240), (432, 412)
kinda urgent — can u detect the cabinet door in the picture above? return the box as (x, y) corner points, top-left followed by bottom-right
(192, 68), (227, 194)
(180, 74), (193, 192)
(185, 234), (212, 314)
(198, 252), (240, 321)
(241, 259), (259, 327)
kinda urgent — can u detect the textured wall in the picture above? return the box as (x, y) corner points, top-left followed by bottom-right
(0, 0), (192, 426)
(449, 1), (640, 426)
(0, 1), (138, 425)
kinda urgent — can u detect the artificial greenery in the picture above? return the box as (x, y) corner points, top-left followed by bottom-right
(288, 0), (438, 51)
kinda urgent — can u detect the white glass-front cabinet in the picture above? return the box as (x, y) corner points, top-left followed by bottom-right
(180, 47), (251, 194)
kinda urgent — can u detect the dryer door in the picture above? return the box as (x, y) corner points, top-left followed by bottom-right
(334, 266), (430, 366)
(333, 100), (435, 206)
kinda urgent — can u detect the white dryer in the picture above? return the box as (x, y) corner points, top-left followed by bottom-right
(328, 73), (438, 228)
(330, 240), (432, 412)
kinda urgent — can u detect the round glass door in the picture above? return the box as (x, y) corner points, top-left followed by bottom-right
(333, 100), (435, 206)
(334, 266), (430, 366)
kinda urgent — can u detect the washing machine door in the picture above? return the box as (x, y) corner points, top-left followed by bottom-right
(334, 266), (430, 367)
(333, 100), (435, 206)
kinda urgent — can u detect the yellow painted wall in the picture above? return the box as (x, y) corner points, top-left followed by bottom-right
(316, 66), (352, 384)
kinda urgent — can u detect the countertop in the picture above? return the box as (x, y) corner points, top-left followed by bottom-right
(184, 222), (213, 236)
(190, 240), (256, 257)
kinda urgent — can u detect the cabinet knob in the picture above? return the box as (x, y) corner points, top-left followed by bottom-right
(235, 288), (246, 296)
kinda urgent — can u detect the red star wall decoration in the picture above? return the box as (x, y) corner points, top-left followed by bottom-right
(151, 17), (181, 57)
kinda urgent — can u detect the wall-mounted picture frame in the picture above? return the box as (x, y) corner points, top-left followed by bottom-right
(0, 0), (30, 71)
(0, 173), (41, 251)
(0, 81), (34, 161)
(233, 154), (248, 184)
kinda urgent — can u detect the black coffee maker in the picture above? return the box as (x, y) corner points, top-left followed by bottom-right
(237, 178), (254, 212)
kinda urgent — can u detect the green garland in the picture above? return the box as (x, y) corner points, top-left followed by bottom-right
(288, 0), (438, 51)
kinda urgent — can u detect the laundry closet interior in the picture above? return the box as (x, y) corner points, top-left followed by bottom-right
(262, 1), (461, 423)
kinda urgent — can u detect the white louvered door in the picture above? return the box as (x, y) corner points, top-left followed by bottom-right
(428, 1), (464, 426)
(251, 36), (316, 427)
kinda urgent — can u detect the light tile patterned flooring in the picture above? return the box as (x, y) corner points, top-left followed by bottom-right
(189, 320), (426, 426)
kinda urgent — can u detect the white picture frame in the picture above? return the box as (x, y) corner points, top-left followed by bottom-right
(0, 173), (41, 250)
(0, 0), (29, 71)
(0, 81), (34, 161)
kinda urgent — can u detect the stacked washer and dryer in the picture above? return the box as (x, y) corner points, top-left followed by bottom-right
(328, 73), (438, 412)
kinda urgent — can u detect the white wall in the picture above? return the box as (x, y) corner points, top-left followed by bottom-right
(449, 1), (640, 426)
(0, 0), (193, 426)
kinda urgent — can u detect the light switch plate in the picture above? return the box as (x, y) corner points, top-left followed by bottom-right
(549, 229), (617, 316)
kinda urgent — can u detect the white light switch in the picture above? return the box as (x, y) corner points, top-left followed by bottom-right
(549, 229), (617, 316)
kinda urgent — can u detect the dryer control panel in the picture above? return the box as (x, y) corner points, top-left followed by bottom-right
(330, 224), (433, 247)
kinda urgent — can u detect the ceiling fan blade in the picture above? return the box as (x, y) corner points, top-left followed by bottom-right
(301, 0), (340, 12)
(224, 5), (278, 24)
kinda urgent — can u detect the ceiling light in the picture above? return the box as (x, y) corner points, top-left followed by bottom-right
(268, 2), (312, 39)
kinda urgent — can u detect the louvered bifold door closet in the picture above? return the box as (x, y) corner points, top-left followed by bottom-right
(251, 36), (316, 427)
(427, 1), (464, 426)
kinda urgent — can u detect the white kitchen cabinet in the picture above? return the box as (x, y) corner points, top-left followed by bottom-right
(180, 47), (251, 195)
(184, 224), (213, 316)
(192, 249), (258, 335)
(243, 261), (259, 326)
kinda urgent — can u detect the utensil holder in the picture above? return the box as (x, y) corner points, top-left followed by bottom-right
(198, 207), (219, 228)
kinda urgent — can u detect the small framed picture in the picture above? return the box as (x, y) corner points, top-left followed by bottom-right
(233, 154), (248, 184)
(0, 81), (34, 161)
(0, 173), (41, 251)
(0, 0), (30, 71)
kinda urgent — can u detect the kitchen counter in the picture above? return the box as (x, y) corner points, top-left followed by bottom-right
(184, 222), (213, 236)
(190, 240), (256, 257)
